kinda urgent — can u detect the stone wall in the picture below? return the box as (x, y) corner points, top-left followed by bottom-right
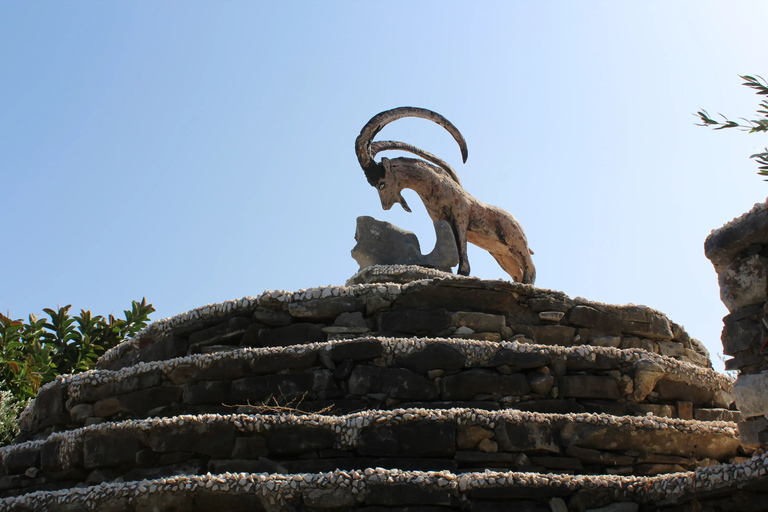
(706, 199), (768, 448)
(0, 268), (755, 511)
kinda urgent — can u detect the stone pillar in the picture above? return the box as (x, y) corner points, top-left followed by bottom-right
(705, 199), (768, 449)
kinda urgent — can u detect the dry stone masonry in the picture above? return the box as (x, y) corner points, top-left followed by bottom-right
(1, 266), (764, 511)
(706, 199), (768, 450)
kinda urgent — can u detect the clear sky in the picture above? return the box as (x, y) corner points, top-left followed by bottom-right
(2, 2), (767, 373)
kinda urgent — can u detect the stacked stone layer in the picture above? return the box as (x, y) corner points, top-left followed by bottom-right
(0, 268), (756, 510)
(705, 199), (768, 450)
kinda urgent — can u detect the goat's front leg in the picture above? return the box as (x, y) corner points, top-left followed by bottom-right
(454, 223), (470, 276)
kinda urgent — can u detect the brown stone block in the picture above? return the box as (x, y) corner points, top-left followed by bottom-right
(377, 308), (451, 334)
(566, 305), (623, 335)
(620, 306), (673, 340)
(654, 379), (713, 405)
(559, 375), (620, 400)
(530, 325), (576, 346)
(358, 420), (456, 458)
(676, 401), (693, 420)
(441, 370), (530, 400)
(288, 296), (363, 320)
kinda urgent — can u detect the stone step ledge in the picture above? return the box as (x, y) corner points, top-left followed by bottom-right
(3, 451), (768, 512)
(0, 408), (740, 496)
(96, 270), (708, 372)
(19, 337), (733, 440)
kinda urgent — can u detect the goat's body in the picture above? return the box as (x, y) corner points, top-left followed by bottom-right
(357, 107), (535, 284)
(382, 157), (535, 283)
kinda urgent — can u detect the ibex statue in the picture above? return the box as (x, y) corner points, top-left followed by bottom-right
(355, 106), (536, 284)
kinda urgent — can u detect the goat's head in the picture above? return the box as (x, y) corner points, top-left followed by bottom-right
(374, 158), (411, 212)
(355, 107), (468, 212)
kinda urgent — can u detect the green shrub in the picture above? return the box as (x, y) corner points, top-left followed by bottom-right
(0, 389), (28, 446)
(0, 299), (154, 446)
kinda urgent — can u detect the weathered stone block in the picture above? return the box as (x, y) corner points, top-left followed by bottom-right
(590, 336), (621, 348)
(193, 357), (250, 382)
(528, 295), (570, 313)
(189, 317), (254, 348)
(718, 254), (768, 312)
(489, 350), (550, 369)
(69, 403), (94, 423)
(527, 373), (555, 396)
(452, 311), (505, 332)
(566, 306), (623, 334)
(230, 436), (268, 459)
(529, 455), (583, 471)
(136, 333), (188, 365)
(378, 308), (451, 334)
(441, 370), (530, 400)
(620, 337), (655, 353)
(259, 323), (325, 347)
(249, 350), (318, 374)
(83, 430), (141, 469)
(348, 366), (437, 400)
(253, 308), (292, 327)
(495, 422), (560, 453)
(561, 423), (738, 460)
(539, 311), (565, 323)
(266, 425), (336, 455)
(677, 401), (693, 420)
(620, 306), (673, 340)
(397, 342), (465, 374)
(724, 352), (764, 372)
(33, 383), (65, 428)
(40, 439), (64, 472)
(683, 347), (711, 368)
(182, 381), (231, 405)
(288, 297), (363, 320)
(565, 445), (634, 466)
(721, 316), (762, 356)
(147, 423), (236, 458)
(658, 340), (685, 358)
(654, 379), (713, 405)
(395, 281), (535, 320)
(239, 323), (264, 347)
(364, 482), (456, 506)
(3, 445), (40, 473)
(530, 325), (576, 346)
(93, 386), (182, 418)
(706, 205), (768, 274)
(302, 486), (356, 509)
(733, 371), (768, 418)
(334, 311), (367, 328)
(694, 408), (742, 422)
(559, 375), (620, 400)
(565, 353), (620, 371)
(457, 425), (494, 449)
(738, 416), (768, 450)
(358, 420), (455, 457)
(633, 359), (665, 402)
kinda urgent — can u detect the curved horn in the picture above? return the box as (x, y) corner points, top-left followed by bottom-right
(370, 140), (462, 186)
(355, 107), (468, 185)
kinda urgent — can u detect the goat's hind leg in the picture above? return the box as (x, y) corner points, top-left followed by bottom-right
(490, 251), (526, 283)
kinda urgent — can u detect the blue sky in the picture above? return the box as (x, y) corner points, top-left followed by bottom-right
(2, 2), (767, 372)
